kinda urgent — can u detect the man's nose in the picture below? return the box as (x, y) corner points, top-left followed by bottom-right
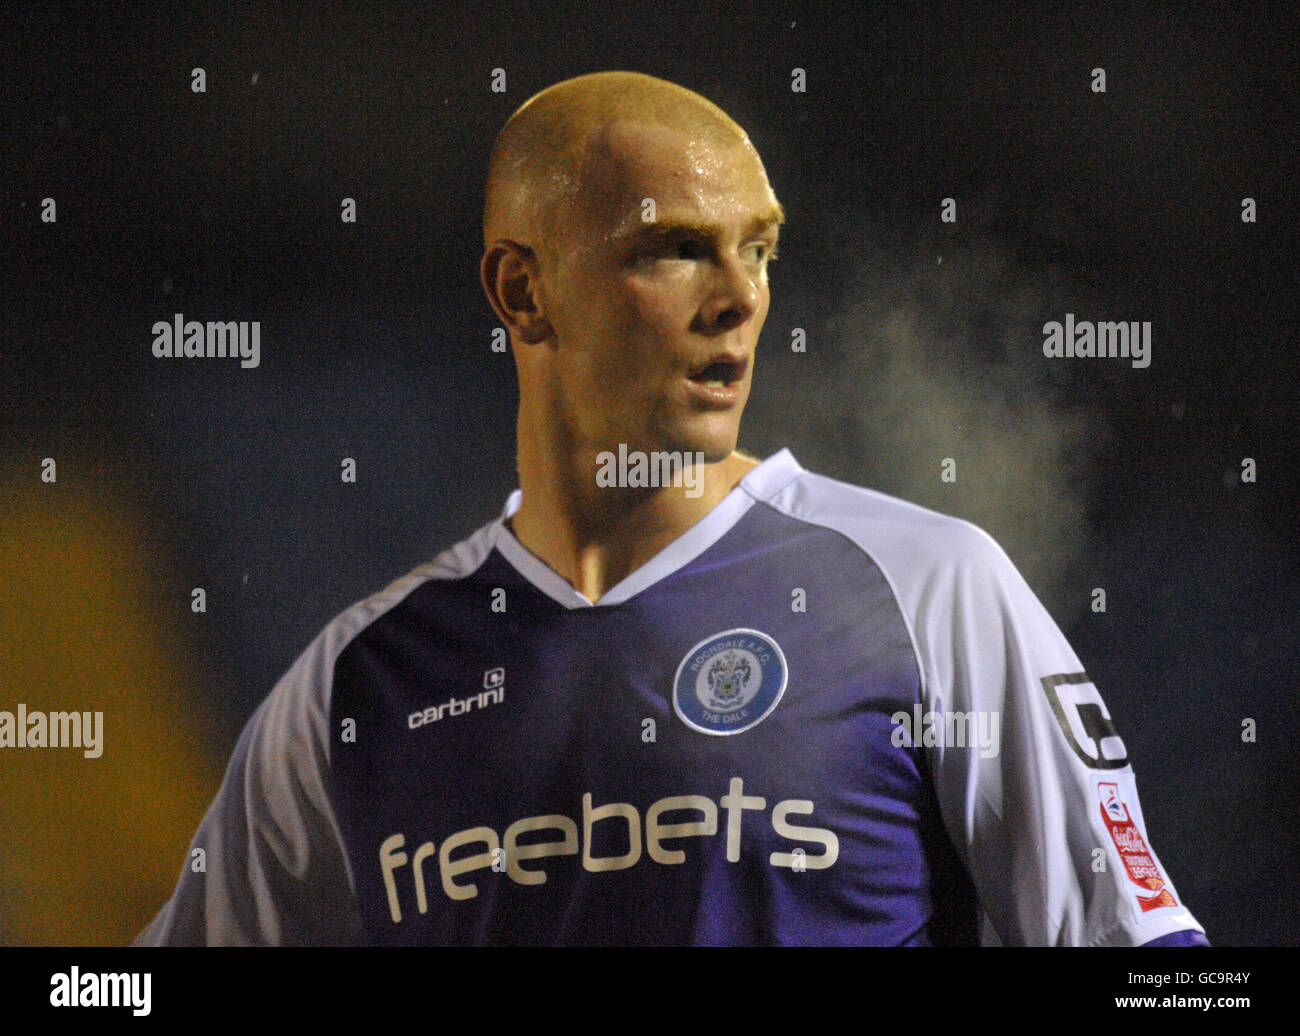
(699, 254), (762, 332)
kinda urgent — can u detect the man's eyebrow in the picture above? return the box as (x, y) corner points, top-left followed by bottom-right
(615, 203), (785, 244)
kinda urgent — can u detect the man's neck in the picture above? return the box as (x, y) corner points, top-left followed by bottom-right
(508, 447), (762, 602)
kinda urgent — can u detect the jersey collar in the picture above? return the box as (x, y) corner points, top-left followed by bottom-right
(492, 448), (803, 609)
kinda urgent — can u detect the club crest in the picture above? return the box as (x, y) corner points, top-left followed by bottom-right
(673, 628), (787, 736)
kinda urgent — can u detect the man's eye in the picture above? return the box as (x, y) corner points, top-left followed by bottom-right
(642, 242), (694, 263)
(646, 240), (778, 263)
(672, 239), (707, 260)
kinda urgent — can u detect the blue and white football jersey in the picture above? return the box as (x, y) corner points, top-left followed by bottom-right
(136, 449), (1207, 946)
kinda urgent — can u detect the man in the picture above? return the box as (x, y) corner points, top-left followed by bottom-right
(137, 71), (1207, 946)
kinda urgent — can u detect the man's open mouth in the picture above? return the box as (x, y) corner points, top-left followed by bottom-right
(687, 356), (747, 386)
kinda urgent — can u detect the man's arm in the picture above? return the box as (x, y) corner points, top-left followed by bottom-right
(913, 522), (1207, 946)
(134, 624), (363, 945)
(1141, 930), (1211, 947)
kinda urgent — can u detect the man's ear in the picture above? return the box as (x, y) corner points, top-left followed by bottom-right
(480, 240), (553, 344)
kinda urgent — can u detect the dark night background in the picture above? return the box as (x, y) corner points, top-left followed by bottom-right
(1, 2), (1296, 945)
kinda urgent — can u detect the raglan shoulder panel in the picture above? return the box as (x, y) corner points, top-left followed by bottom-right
(133, 519), (501, 945)
(749, 465), (1206, 947)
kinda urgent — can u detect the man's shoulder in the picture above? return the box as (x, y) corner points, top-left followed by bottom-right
(278, 513), (504, 703)
(328, 513), (502, 642)
(752, 456), (1010, 581)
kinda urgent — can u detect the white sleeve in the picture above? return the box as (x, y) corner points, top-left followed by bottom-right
(133, 624), (363, 946)
(909, 522), (1206, 946)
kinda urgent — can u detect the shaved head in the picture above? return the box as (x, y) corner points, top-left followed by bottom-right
(481, 70), (783, 505)
(483, 71), (773, 257)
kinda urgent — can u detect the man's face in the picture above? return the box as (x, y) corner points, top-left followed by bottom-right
(537, 121), (781, 464)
